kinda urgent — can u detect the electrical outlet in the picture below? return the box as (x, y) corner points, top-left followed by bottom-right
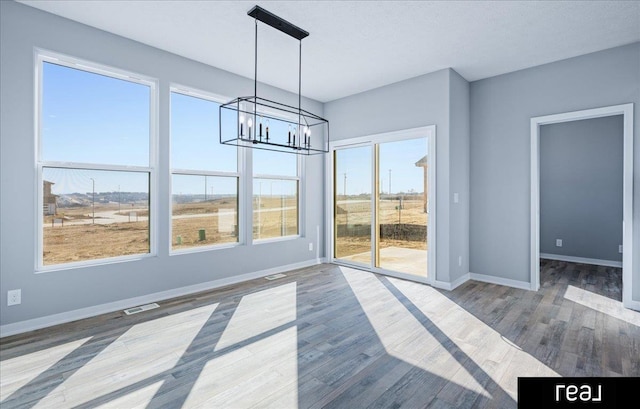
(556, 239), (563, 247)
(458, 256), (462, 267)
(619, 245), (623, 254)
(7, 289), (21, 306)
(453, 193), (459, 203)
(309, 243), (313, 251)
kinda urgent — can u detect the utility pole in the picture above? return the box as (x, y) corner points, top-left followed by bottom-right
(343, 173), (347, 199)
(388, 169), (392, 196)
(118, 184), (121, 213)
(90, 178), (95, 224)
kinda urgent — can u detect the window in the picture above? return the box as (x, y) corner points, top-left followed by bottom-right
(170, 90), (239, 250)
(253, 149), (299, 240)
(38, 55), (155, 268)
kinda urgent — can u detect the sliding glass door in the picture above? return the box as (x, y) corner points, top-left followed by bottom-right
(334, 146), (372, 266)
(376, 138), (428, 277)
(332, 128), (433, 283)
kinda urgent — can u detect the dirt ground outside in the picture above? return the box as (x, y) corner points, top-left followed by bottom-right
(43, 203), (150, 265)
(43, 197), (426, 265)
(43, 197), (299, 264)
(335, 197), (427, 259)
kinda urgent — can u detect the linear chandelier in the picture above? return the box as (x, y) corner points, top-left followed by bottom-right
(219, 5), (329, 155)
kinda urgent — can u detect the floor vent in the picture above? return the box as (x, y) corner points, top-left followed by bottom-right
(265, 273), (286, 280)
(124, 303), (159, 315)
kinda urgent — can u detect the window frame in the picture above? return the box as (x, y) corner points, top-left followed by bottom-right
(35, 50), (158, 272)
(169, 86), (243, 254)
(252, 150), (303, 244)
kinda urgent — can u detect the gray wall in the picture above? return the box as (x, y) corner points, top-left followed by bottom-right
(470, 43), (639, 300)
(325, 68), (470, 284)
(449, 70), (470, 283)
(0, 1), (325, 327)
(540, 116), (623, 262)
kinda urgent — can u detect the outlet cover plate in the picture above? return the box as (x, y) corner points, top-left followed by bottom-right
(8, 289), (21, 306)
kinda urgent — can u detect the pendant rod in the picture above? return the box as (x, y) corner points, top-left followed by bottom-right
(298, 39), (302, 148)
(254, 18), (258, 99)
(254, 17), (258, 143)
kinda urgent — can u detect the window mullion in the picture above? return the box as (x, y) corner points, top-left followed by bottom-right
(172, 169), (240, 178)
(41, 162), (152, 173)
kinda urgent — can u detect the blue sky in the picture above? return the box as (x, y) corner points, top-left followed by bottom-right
(379, 138), (427, 194)
(42, 61), (426, 197)
(171, 92), (236, 174)
(335, 139), (427, 196)
(42, 62), (150, 168)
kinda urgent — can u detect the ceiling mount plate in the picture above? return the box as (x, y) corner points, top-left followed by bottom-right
(248, 5), (309, 40)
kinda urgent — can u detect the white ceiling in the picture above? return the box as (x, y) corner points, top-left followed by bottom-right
(18, 0), (640, 103)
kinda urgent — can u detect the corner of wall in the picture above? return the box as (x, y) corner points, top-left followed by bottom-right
(447, 68), (471, 284)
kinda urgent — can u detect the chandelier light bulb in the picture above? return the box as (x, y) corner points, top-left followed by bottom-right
(266, 119), (270, 140)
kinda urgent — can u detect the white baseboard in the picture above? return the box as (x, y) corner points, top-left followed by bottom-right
(435, 272), (530, 292)
(434, 273), (470, 291)
(540, 253), (622, 268)
(469, 272), (532, 291)
(0, 258), (324, 338)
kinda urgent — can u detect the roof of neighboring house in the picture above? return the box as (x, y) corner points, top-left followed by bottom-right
(415, 155), (427, 167)
(43, 180), (55, 185)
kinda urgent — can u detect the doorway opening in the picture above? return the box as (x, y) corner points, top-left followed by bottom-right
(530, 104), (635, 310)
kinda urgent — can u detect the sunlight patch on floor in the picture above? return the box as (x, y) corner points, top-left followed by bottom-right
(564, 285), (640, 327)
(340, 267), (490, 399)
(0, 336), (91, 402)
(34, 303), (218, 408)
(184, 326), (298, 408)
(94, 380), (164, 409)
(215, 282), (297, 351)
(385, 274), (559, 400)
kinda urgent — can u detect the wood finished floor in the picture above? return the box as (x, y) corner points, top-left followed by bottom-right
(1, 259), (638, 408)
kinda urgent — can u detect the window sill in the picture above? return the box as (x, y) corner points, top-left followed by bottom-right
(170, 242), (241, 256)
(252, 235), (300, 245)
(36, 253), (155, 274)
